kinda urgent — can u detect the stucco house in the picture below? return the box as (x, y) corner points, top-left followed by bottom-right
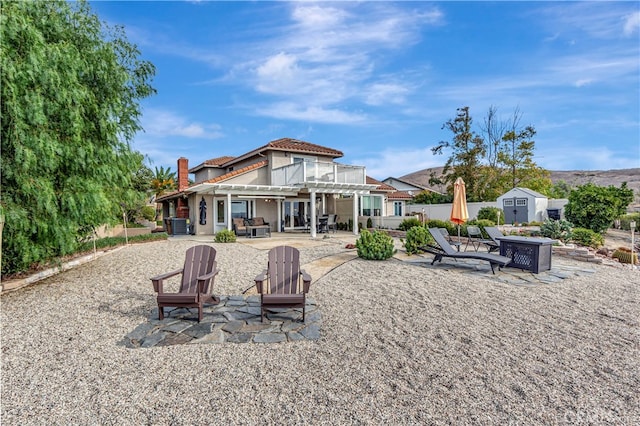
(157, 138), (378, 237)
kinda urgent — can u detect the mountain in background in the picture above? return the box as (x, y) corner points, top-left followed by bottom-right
(399, 168), (640, 196)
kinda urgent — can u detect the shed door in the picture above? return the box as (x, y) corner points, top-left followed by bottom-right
(503, 197), (528, 224)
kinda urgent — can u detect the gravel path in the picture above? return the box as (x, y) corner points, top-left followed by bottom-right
(2, 239), (639, 425)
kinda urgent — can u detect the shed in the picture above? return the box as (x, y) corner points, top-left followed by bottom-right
(497, 188), (548, 224)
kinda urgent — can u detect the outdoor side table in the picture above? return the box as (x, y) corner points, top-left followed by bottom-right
(246, 225), (270, 238)
(496, 235), (555, 273)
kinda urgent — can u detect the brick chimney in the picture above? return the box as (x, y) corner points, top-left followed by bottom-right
(177, 157), (188, 192)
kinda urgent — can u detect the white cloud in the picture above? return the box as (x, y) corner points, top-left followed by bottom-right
(292, 4), (349, 29)
(623, 11), (640, 36)
(256, 102), (367, 124)
(364, 82), (411, 106)
(256, 52), (298, 84)
(538, 2), (640, 40)
(244, 3), (443, 123)
(142, 109), (224, 139)
(574, 78), (593, 88)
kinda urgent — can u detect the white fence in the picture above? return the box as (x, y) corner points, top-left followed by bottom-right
(407, 199), (568, 223)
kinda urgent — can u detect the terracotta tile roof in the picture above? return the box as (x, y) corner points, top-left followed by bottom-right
(189, 156), (236, 172)
(191, 138), (342, 172)
(366, 176), (396, 191)
(205, 156), (235, 166)
(387, 191), (414, 200)
(202, 160), (268, 184)
(261, 138), (343, 158)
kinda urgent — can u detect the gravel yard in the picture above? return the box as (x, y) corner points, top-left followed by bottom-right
(2, 238), (639, 424)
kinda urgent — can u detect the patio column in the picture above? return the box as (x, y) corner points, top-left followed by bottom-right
(226, 193), (232, 231)
(277, 199), (282, 232)
(310, 191), (317, 238)
(352, 193), (359, 235)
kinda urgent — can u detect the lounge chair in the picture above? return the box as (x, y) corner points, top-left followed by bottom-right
(254, 245), (312, 322)
(419, 228), (511, 274)
(483, 226), (504, 253)
(151, 245), (220, 322)
(439, 228), (462, 251)
(466, 225), (498, 252)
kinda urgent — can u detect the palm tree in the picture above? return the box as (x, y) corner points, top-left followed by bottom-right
(150, 166), (177, 220)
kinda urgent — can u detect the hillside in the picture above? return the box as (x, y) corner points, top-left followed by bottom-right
(400, 168), (640, 195)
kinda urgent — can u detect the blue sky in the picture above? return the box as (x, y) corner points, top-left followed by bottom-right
(90, 1), (640, 179)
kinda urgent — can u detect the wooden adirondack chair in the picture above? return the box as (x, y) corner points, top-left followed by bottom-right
(151, 245), (220, 322)
(254, 246), (312, 322)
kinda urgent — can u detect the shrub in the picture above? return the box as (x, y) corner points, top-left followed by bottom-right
(367, 217), (373, 229)
(571, 228), (604, 248)
(215, 229), (237, 243)
(425, 219), (449, 231)
(403, 226), (432, 255)
(540, 218), (573, 242)
(399, 217), (422, 231)
(140, 206), (156, 221)
(356, 229), (395, 260)
(477, 207), (504, 225)
(565, 183), (633, 233)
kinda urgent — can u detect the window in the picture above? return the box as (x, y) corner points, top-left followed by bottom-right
(394, 201), (403, 216)
(516, 198), (527, 206)
(503, 199), (514, 207)
(231, 200), (249, 218)
(292, 156), (316, 164)
(361, 195), (382, 216)
(216, 200), (225, 223)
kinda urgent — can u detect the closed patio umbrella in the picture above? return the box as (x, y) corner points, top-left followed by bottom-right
(450, 177), (469, 241)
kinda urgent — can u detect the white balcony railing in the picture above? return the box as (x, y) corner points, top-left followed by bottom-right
(271, 161), (366, 186)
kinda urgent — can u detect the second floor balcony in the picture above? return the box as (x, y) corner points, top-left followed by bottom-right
(271, 160), (366, 187)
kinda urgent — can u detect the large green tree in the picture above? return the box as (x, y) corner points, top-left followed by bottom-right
(1, 0), (155, 275)
(432, 106), (551, 202)
(430, 107), (486, 201)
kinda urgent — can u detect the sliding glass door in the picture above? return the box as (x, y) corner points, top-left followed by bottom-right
(283, 200), (310, 230)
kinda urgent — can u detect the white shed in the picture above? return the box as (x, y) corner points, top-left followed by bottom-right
(497, 187), (548, 224)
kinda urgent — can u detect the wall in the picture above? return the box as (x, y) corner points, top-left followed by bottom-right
(407, 201), (497, 222)
(407, 199), (569, 223)
(190, 194), (215, 235)
(336, 198), (355, 223)
(95, 224), (152, 238)
(365, 215), (419, 230)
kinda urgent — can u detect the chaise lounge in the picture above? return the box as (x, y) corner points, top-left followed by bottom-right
(419, 228), (512, 274)
(483, 226), (505, 253)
